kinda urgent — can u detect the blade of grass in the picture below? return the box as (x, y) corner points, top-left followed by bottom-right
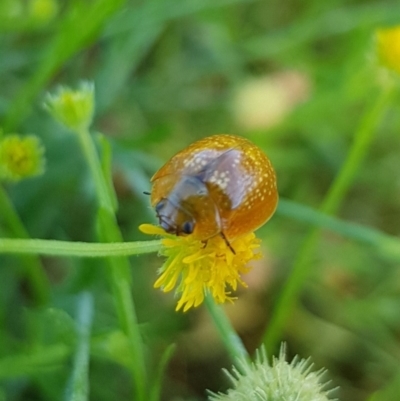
(149, 344), (176, 401)
(244, 3), (400, 59)
(0, 185), (50, 305)
(264, 82), (395, 352)
(3, 0), (125, 131)
(96, 0), (257, 113)
(276, 199), (400, 263)
(64, 292), (94, 401)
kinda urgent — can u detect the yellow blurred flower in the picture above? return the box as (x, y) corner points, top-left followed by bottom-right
(0, 135), (45, 181)
(232, 71), (311, 131)
(376, 26), (400, 75)
(139, 224), (262, 312)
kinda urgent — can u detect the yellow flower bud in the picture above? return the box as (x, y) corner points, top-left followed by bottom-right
(44, 82), (95, 132)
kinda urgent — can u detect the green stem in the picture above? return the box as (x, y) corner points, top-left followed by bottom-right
(150, 344), (176, 401)
(204, 293), (248, 362)
(0, 238), (161, 257)
(264, 83), (395, 352)
(3, 199), (400, 261)
(76, 127), (147, 401)
(77, 128), (114, 213)
(276, 199), (381, 246)
(0, 185), (50, 305)
(321, 84), (395, 214)
(65, 292), (94, 401)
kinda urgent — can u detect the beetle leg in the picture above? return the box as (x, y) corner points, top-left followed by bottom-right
(220, 232), (235, 254)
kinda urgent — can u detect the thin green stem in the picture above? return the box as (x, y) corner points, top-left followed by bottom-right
(264, 83), (395, 352)
(0, 185), (50, 305)
(277, 198), (400, 262)
(0, 238), (161, 257)
(65, 292), (94, 401)
(76, 126), (147, 401)
(2, 199), (400, 261)
(277, 199), (381, 246)
(321, 84), (395, 214)
(204, 293), (248, 363)
(77, 128), (114, 213)
(150, 344), (176, 401)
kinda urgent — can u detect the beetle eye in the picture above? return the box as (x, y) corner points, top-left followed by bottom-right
(182, 221), (194, 234)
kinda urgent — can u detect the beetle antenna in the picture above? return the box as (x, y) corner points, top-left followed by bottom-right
(220, 232), (235, 254)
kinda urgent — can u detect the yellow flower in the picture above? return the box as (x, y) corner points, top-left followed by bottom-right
(139, 224), (262, 312)
(376, 26), (400, 75)
(44, 82), (94, 132)
(0, 134), (45, 181)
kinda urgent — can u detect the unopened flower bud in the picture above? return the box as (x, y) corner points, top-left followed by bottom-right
(44, 82), (95, 131)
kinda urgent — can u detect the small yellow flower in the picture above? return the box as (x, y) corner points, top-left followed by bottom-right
(0, 134), (45, 181)
(376, 26), (400, 75)
(44, 82), (95, 131)
(140, 224), (262, 312)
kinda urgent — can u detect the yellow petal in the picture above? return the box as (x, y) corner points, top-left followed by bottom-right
(139, 224), (166, 236)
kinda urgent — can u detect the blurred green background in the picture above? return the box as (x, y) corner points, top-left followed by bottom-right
(1, 0), (400, 400)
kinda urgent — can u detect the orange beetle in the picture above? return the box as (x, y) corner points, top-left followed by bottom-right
(150, 134), (278, 244)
